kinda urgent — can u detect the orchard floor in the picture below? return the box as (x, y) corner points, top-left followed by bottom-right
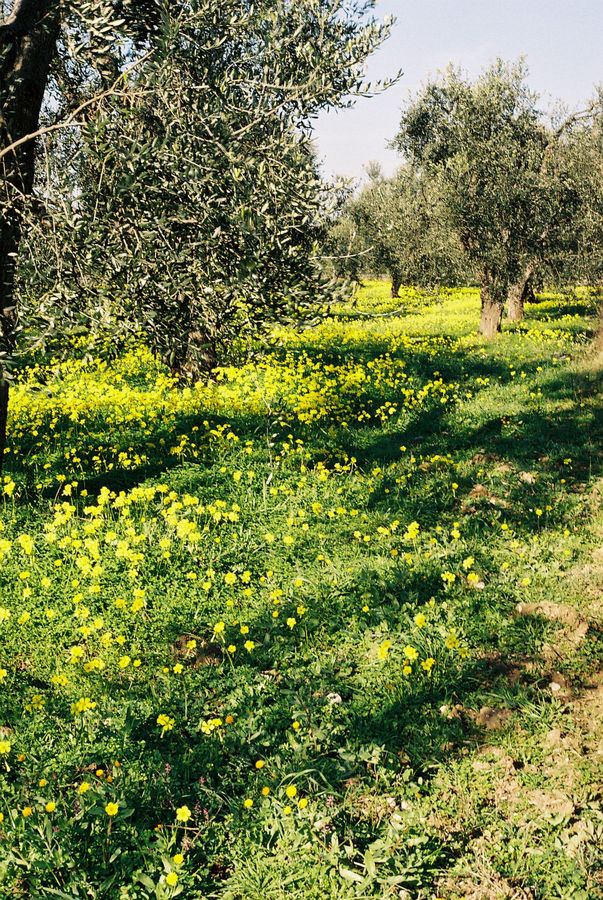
(0, 283), (602, 899)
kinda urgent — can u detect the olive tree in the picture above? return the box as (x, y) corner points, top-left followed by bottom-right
(505, 95), (603, 322)
(323, 206), (366, 285)
(543, 97), (603, 285)
(395, 61), (553, 337)
(0, 0), (160, 470)
(349, 163), (465, 297)
(0, 0), (394, 469)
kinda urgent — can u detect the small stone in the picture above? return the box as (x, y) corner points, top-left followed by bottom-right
(545, 727), (562, 746)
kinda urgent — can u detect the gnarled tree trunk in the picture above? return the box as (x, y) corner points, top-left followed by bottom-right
(507, 265), (534, 323)
(523, 277), (536, 304)
(176, 328), (218, 378)
(479, 274), (506, 339)
(0, 0), (60, 472)
(595, 305), (603, 353)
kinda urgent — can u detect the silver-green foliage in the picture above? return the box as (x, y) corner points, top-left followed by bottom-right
(348, 163), (467, 296)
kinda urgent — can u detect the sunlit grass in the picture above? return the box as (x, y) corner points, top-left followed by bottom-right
(0, 284), (601, 898)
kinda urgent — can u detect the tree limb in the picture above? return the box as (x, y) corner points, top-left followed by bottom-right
(0, 0), (45, 35)
(554, 100), (602, 139)
(0, 51), (154, 165)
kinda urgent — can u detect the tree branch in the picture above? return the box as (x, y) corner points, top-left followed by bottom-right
(0, 50), (154, 165)
(0, 0), (46, 36)
(554, 101), (602, 139)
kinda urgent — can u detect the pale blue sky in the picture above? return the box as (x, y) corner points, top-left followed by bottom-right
(314, 0), (603, 182)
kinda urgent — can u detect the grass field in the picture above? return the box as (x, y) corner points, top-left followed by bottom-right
(1, 282), (602, 899)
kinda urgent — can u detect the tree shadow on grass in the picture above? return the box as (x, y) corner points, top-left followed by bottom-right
(346, 360), (601, 531)
(9, 409), (272, 501)
(5, 341), (507, 500)
(11, 303), (598, 504)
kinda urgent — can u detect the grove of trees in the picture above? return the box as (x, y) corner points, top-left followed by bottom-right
(347, 162), (467, 299)
(1, 5), (602, 469)
(1, 9), (603, 895)
(331, 62), (603, 336)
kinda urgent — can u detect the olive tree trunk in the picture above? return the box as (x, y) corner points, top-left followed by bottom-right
(507, 265), (534, 323)
(0, 0), (60, 472)
(0, 379), (8, 475)
(479, 275), (506, 339)
(166, 296), (219, 379)
(390, 271), (402, 299)
(595, 306), (603, 353)
(174, 328), (218, 378)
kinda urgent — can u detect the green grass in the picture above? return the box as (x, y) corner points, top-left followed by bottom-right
(0, 283), (601, 898)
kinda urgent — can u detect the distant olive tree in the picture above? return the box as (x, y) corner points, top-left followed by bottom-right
(323, 210), (366, 285)
(349, 163), (466, 298)
(543, 95), (603, 287)
(395, 61), (559, 337)
(506, 93), (603, 322)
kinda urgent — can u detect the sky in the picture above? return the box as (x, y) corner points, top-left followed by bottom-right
(314, 0), (603, 183)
